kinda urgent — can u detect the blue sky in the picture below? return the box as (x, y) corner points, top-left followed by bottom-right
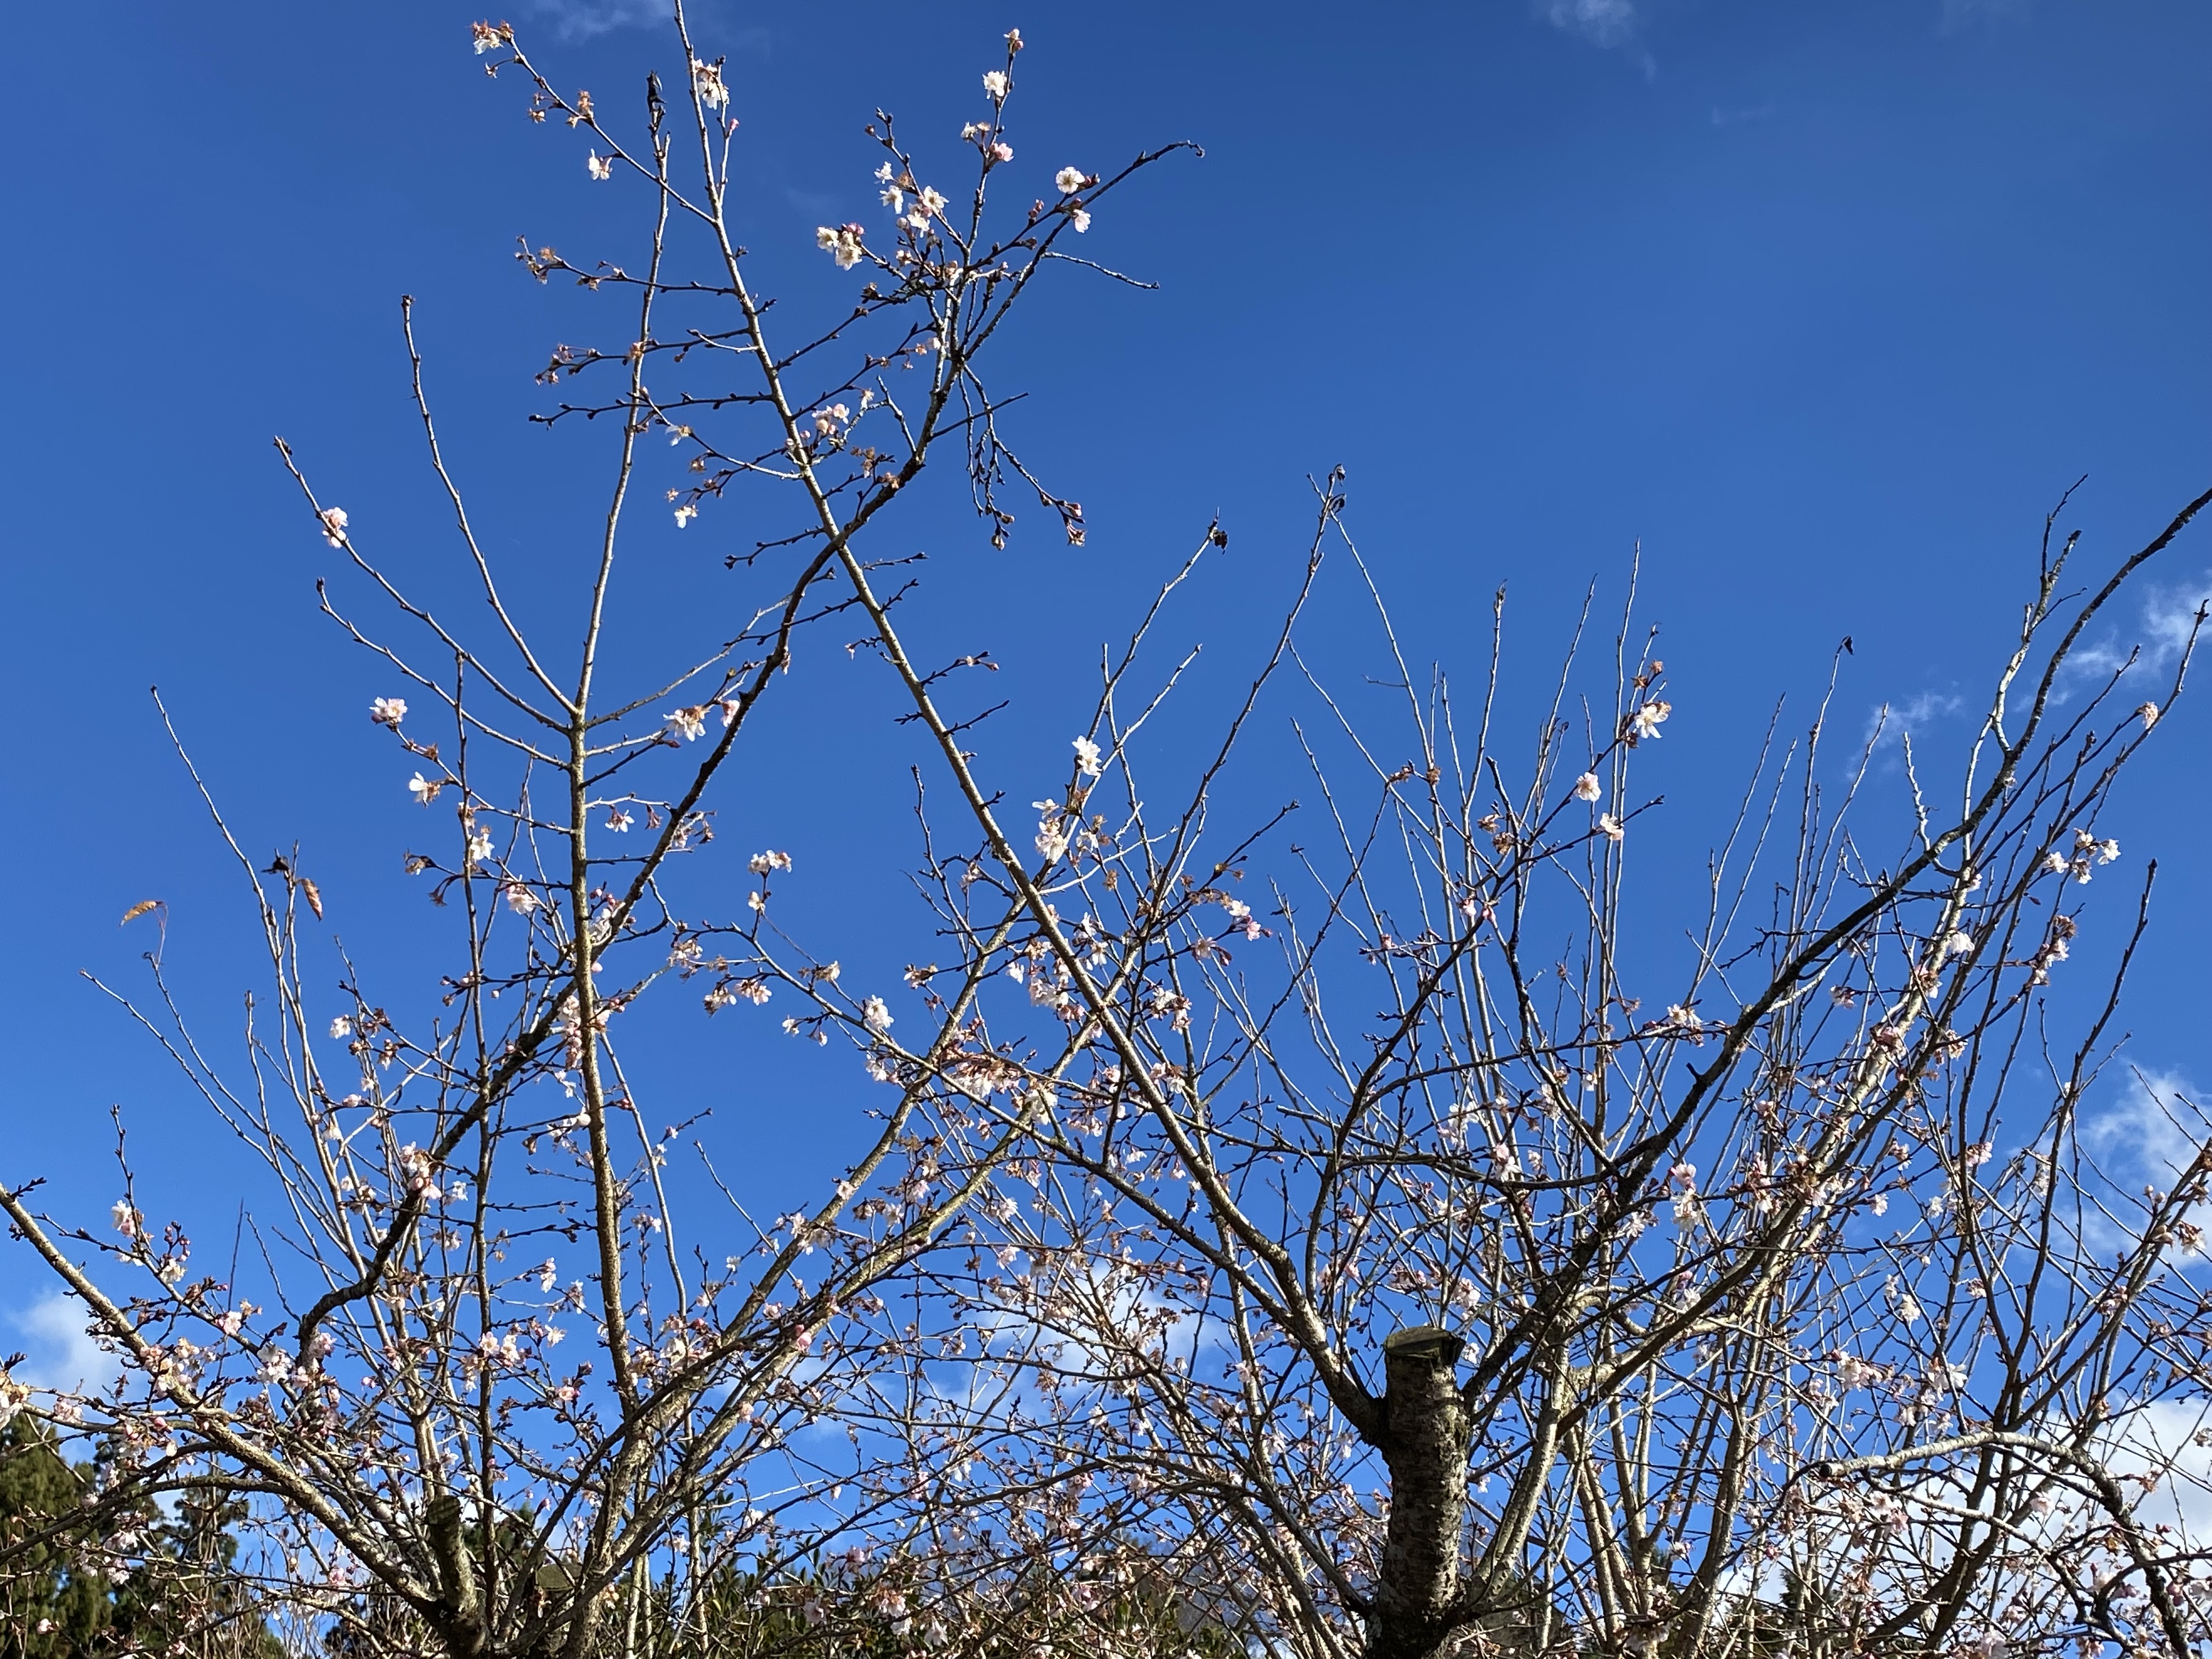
(4, 0), (2208, 1379)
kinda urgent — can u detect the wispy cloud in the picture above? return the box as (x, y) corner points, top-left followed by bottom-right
(511, 3), (772, 59)
(7, 1293), (121, 1396)
(2084, 1067), (2207, 1188)
(1536, 0), (1658, 78)
(2064, 572), (2212, 689)
(781, 185), (841, 220)
(2101, 1400), (2212, 1547)
(1710, 103), (1776, 128)
(518, 0), (675, 42)
(1538, 0), (1639, 47)
(1862, 689), (1964, 753)
(2079, 1068), (2210, 1265)
(1938, 0), (2032, 35)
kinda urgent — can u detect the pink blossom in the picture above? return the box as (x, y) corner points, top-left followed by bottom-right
(815, 223), (866, 270)
(1628, 699), (1671, 742)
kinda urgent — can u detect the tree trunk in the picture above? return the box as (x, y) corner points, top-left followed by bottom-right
(1370, 1324), (1470, 1659)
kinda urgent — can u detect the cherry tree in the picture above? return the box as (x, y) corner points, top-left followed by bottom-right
(805, 481), (2212, 1659)
(0, 12), (1189, 1657)
(5, 9), (2210, 1659)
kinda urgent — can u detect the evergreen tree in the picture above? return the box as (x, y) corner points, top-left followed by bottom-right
(1, 1415), (275, 1659)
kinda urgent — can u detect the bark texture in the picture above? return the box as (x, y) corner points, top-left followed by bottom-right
(1370, 1324), (1471, 1659)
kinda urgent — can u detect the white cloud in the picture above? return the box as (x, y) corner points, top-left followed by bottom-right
(2102, 1398), (2212, 1546)
(1862, 689), (1964, 753)
(2084, 1067), (2206, 1187)
(2066, 573), (2212, 688)
(515, 3), (774, 53)
(2077, 1067), (2210, 1263)
(517, 0), (674, 41)
(1539, 0), (1637, 46)
(8, 1293), (121, 1396)
(2135, 577), (2212, 671)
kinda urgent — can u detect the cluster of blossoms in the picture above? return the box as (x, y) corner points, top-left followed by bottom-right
(1561, 699), (1677, 841)
(1217, 891), (1263, 941)
(703, 977), (772, 1014)
(815, 223), (867, 270)
(873, 168), (949, 241)
(747, 848), (792, 912)
(2042, 826), (2120, 883)
(821, 33), (1091, 277)
(691, 58), (729, 111)
(1650, 1004), (1709, 1043)
(961, 59), (1018, 164)
(1034, 798), (1072, 862)
(665, 698), (741, 741)
(460, 1328), (531, 1387)
(2027, 912), (2080, 986)
(1052, 165), (1093, 232)
(1666, 1159), (1700, 1222)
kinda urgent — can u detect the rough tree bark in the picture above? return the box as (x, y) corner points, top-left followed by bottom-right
(1371, 1325), (1472, 1659)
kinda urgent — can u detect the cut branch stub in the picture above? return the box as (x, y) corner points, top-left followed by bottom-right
(1373, 1324), (1472, 1659)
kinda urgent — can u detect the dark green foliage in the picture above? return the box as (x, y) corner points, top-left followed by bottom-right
(1, 1416), (107, 1657)
(0, 1415), (276, 1659)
